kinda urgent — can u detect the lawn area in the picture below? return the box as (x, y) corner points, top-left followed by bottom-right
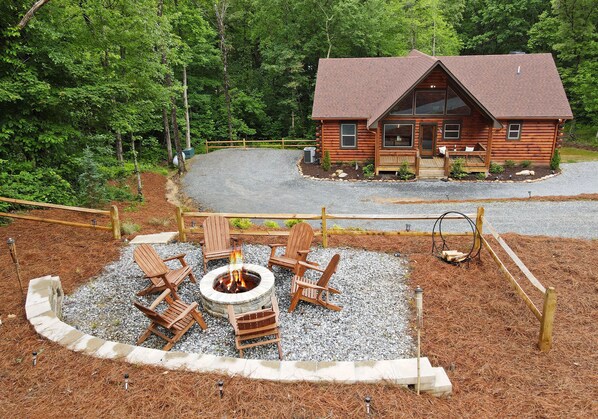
(560, 146), (598, 162)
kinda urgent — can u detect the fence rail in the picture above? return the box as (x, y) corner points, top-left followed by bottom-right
(0, 196), (121, 240)
(205, 138), (316, 153)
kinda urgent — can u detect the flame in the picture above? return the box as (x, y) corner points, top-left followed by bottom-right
(217, 246), (247, 292)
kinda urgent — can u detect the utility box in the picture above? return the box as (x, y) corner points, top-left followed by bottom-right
(183, 148), (195, 159)
(304, 146), (316, 163)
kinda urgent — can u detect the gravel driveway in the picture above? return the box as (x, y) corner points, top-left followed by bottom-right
(183, 149), (598, 239)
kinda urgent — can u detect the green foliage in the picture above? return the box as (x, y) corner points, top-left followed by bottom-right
(550, 148), (561, 170)
(397, 161), (414, 180)
(450, 158), (467, 179)
(521, 160), (533, 168)
(284, 219), (304, 228)
(0, 168), (77, 206)
(263, 220), (280, 228)
(362, 164), (375, 178)
(321, 151), (331, 171)
(230, 218), (253, 229)
(489, 162), (505, 174)
(504, 160), (516, 168)
(475, 172), (487, 180)
(121, 220), (141, 235)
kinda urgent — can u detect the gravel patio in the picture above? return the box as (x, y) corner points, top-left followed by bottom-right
(63, 243), (414, 361)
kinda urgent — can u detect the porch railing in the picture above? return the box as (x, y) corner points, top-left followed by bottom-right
(376, 150), (420, 176)
(443, 142), (488, 176)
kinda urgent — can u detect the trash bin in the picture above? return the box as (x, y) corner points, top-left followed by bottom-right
(304, 146), (316, 163)
(183, 148), (195, 159)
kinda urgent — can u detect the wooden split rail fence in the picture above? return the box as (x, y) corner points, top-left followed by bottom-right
(0, 197), (121, 240)
(177, 206), (556, 351)
(205, 138), (316, 153)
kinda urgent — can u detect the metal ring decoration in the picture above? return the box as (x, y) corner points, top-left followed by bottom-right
(431, 211), (482, 264)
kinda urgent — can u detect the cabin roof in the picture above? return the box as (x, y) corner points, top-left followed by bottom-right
(311, 50), (573, 127)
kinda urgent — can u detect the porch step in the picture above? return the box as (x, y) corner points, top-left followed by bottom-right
(418, 168), (445, 179)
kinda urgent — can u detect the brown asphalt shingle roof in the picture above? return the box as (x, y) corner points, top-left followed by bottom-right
(311, 50), (573, 126)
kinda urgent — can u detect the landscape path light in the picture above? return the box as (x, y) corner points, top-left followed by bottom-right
(218, 380), (224, 399)
(364, 396), (371, 415)
(415, 286), (423, 395)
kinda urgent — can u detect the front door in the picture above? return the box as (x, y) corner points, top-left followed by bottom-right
(419, 123), (437, 157)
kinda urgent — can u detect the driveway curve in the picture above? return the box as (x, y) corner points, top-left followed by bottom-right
(183, 149), (598, 239)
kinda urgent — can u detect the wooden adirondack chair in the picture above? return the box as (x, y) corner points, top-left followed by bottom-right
(267, 222), (313, 273)
(227, 294), (283, 359)
(289, 254), (342, 313)
(133, 244), (196, 296)
(134, 289), (207, 351)
(200, 215), (239, 271)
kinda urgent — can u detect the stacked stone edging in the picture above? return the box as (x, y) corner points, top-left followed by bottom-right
(26, 275), (451, 396)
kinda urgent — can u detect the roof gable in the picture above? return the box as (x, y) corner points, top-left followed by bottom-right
(312, 50), (573, 123)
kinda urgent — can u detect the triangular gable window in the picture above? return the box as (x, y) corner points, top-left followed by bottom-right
(446, 87), (471, 115)
(389, 92), (414, 115)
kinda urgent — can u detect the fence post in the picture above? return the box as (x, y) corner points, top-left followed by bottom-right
(110, 205), (121, 240)
(538, 287), (556, 352)
(176, 206), (186, 243)
(206, 140), (209, 154)
(321, 206), (328, 248)
(243, 138), (246, 149)
(474, 206), (484, 252)
(282, 138), (285, 149)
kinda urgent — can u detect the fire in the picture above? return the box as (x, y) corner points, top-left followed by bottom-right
(217, 246), (247, 292)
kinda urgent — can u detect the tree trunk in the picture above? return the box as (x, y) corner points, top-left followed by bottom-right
(171, 104), (186, 174)
(183, 65), (192, 150)
(131, 133), (143, 200)
(18, 0), (51, 29)
(215, 0), (233, 140)
(163, 107), (173, 162)
(115, 132), (123, 164)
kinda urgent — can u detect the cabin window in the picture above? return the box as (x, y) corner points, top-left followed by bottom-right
(507, 121), (522, 140)
(383, 123), (414, 148)
(446, 87), (471, 115)
(443, 123), (461, 140)
(340, 122), (357, 148)
(415, 91), (446, 115)
(390, 92), (414, 115)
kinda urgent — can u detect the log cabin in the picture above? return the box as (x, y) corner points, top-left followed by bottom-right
(311, 50), (573, 178)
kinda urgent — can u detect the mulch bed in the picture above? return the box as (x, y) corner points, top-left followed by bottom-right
(0, 173), (596, 417)
(300, 159), (556, 181)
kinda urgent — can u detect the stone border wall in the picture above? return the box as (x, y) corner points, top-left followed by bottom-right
(26, 275), (451, 396)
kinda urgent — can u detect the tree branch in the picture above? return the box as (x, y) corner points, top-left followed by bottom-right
(18, 0), (52, 29)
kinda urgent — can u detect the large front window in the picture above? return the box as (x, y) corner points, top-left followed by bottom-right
(415, 91), (446, 114)
(384, 123), (414, 148)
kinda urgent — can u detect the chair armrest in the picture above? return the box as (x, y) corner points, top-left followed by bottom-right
(296, 250), (311, 255)
(230, 236), (240, 244)
(297, 261), (325, 273)
(199, 239), (205, 246)
(149, 289), (172, 310)
(268, 243), (285, 249)
(295, 280), (326, 291)
(168, 301), (199, 327)
(163, 253), (186, 262)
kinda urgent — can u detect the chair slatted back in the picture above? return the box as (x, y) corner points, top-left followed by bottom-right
(134, 244), (168, 277)
(236, 311), (277, 333)
(316, 254), (340, 288)
(284, 222), (313, 258)
(203, 215), (232, 254)
(133, 301), (169, 328)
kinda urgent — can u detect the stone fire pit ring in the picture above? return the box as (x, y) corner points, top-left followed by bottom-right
(199, 263), (275, 318)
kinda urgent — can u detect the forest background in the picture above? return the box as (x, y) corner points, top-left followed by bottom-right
(0, 0), (596, 208)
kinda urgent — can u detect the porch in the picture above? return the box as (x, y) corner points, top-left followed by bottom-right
(375, 142), (489, 179)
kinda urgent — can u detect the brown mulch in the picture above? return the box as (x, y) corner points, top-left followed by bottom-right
(300, 159), (556, 182)
(1, 173), (597, 417)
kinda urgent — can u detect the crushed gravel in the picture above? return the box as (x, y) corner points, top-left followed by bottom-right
(63, 243), (414, 361)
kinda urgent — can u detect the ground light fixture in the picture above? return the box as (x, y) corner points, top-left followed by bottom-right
(406, 224), (411, 232)
(364, 396), (371, 415)
(415, 286), (424, 395)
(124, 373), (129, 391)
(528, 190), (532, 198)
(218, 380), (224, 399)
(32, 351), (37, 367)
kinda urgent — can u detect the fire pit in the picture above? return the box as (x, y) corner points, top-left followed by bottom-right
(199, 248), (275, 318)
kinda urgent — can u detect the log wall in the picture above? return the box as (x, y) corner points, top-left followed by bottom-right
(491, 120), (558, 164)
(320, 120), (376, 163)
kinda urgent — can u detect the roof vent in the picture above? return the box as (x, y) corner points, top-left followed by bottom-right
(517, 65), (521, 75)
(509, 51), (526, 54)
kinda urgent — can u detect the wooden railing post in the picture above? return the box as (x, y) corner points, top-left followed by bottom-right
(206, 140), (209, 154)
(282, 138), (285, 149)
(415, 151), (420, 177)
(321, 206), (328, 248)
(474, 206), (484, 252)
(110, 205), (121, 240)
(176, 207), (186, 242)
(538, 287), (556, 352)
(243, 138), (246, 149)
(444, 153), (450, 177)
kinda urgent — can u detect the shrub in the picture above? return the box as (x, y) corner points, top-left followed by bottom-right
(475, 172), (487, 180)
(263, 220), (279, 228)
(121, 220), (141, 235)
(148, 217), (172, 227)
(521, 160), (533, 168)
(230, 218), (253, 229)
(489, 162), (504, 174)
(284, 219), (303, 228)
(550, 149), (561, 170)
(321, 151), (331, 171)
(0, 168), (77, 206)
(397, 161), (414, 180)
(450, 158), (467, 179)
(362, 163), (375, 178)
(504, 160), (516, 168)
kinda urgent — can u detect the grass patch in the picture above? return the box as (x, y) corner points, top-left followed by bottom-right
(560, 147), (598, 162)
(147, 217), (172, 227)
(121, 220), (141, 235)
